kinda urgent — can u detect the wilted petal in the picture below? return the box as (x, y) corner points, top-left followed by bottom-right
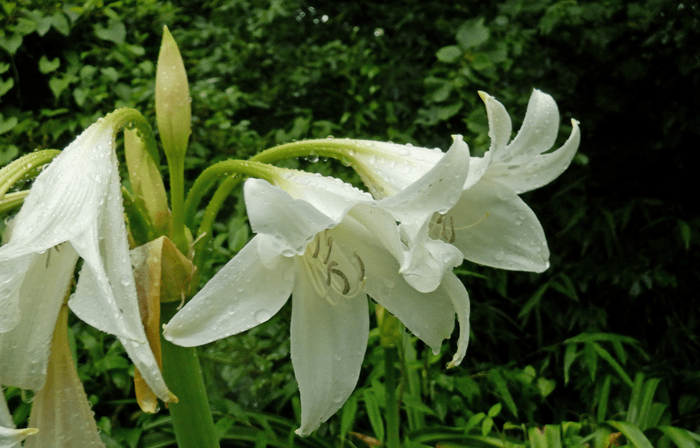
(0, 245), (78, 390)
(164, 235), (295, 346)
(291, 268), (369, 436)
(25, 306), (106, 448)
(439, 177), (549, 272)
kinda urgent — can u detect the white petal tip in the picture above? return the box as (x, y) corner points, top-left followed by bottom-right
(571, 118), (580, 127)
(21, 428), (39, 436)
(478, 91), (491, 102)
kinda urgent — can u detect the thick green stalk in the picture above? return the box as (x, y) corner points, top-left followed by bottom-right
(160, 302), (219, 448)
(384, 346), (401, 448)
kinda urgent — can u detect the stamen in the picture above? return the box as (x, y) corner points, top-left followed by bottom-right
(331, 268), (351, 295)
(326, 261), (338, 286)
(354, 252), (365, 281)
(312, 233), (321, 258)
(323, 235), (333, 264)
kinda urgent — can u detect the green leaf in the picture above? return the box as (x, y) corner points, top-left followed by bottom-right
(678, 220), (691, 250)
(95, 19), (126, 45)
(48, 75), (72, 99)
(340, 392), (358, 437)
(597, 375), (612, 422)
(0, 114), (17, 135)
(0, 32), (22, 55)
(11, 18), (37, 35)
(51, 12), (70, 36)
(563, 343), (577, 385)
(363, 389), (384, 442)
(0, 77), (13, 98)
(39, 55), (60, 74)
(456, 18), (489, 49)
(592, 342), (634, 387)
(487, 402), (502, 418)
(436, 45), (462, 63)
(488, 369), (518, 418)
(608, 421), (654, 448)
(656, 426), (698, 448)
(536, 378), (556, 398)
(529, 425), (562, 448)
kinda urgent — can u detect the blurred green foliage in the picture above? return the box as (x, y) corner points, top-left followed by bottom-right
(2, 0), (699, 446)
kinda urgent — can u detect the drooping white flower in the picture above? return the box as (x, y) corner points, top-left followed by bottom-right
(341, 89), (581, 273)
(164, 140), (471, 435)
(1, 389), (37, 448)
(0, 119), (174, 404)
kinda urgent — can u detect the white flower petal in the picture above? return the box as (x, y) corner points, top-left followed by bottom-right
(442, 273), (470, 368)
(379, 136), (470, 223)
(0, 426), (37, 448)
(290, 267), (369, 436)
(443, 178), (549, 272)
(0, 246), (78, 390)
(164, 235), (295, 346)
(24, 306), (105, 448)
(280, 170), (373, 221)
(69, 158), (144, 343)
(479, 91), (512, 165)
(503, 89), (559, 160)
(398, 221), (463, 293)
(0, 255), (30, 333)
(244, 178), (336, 256)
(347, 140), (444, 197)
(493, 119), (581, 194)
(0, 124), (112, 254)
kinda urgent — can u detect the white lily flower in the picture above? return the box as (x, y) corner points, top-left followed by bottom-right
(344, 89), (581, 272)
(0, 119), (173, 404)
(164, 143), (472, 435)
(1, 390), (37, 448)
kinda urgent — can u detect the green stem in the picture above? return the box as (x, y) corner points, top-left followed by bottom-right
(192, 175), (241, 274)
(183, 159), (281, 229)
(251, 139), (364, 165)
(384, 346), (401, 448)
(160, 302), (219, 448)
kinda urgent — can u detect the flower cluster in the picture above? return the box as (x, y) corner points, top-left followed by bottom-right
(0, 86), (579, 442)
(163, 89), (580, 434)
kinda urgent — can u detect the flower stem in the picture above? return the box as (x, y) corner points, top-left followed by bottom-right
(384, 345), (401, 448)
(160, 302), (219, 448)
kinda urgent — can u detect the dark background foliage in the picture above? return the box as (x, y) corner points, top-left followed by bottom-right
(2, 0), (699, 445)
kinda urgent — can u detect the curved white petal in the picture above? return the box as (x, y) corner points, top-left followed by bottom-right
(441, 178), (549, 272)
(493, 119), (581, 194)
(244, 179), (336, 256)
(279, 170), (373, 221)
(291, 263), (369, 436)
(398, 221), (463, 293)
(346, 140), (444, 198)
(2, 380), (38, 447)
(0, 255), (31, 333)
(0, 124), (112, 255)
(0, 246), (78, 390)
(378, 136), (470, 223)
(69, 156), (143, 342)
(503, 89), (559, 160)
(478, 91), (512, 166)
(442, 273), (470, 368)
(0, 426), (37, 448)
(164, 235), (295, 346)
